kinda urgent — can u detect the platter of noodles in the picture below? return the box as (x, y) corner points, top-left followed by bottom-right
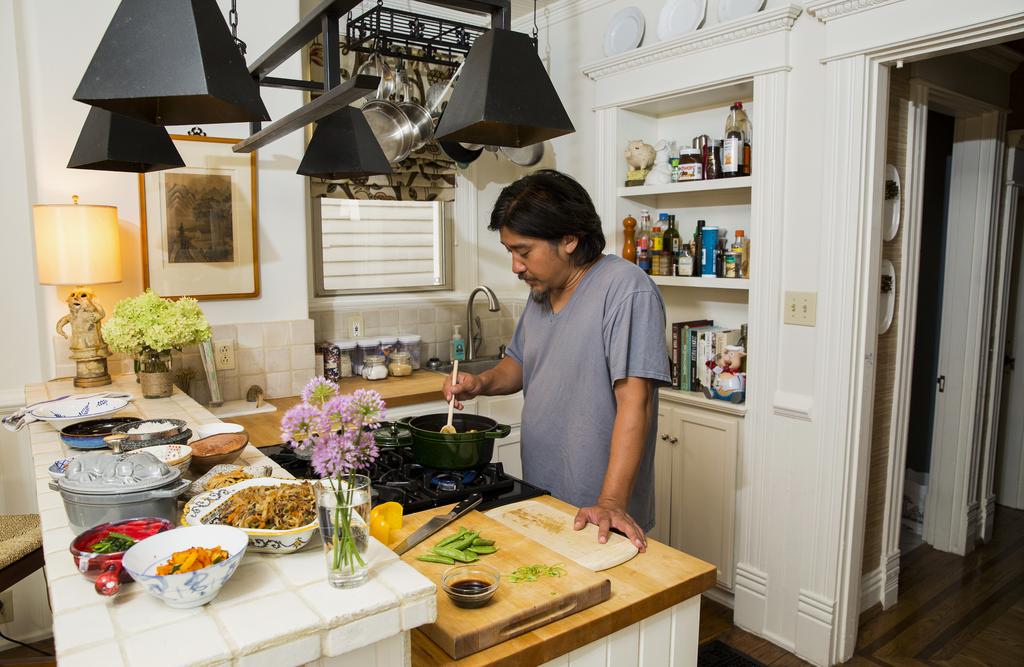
(181, 478), (321, 554)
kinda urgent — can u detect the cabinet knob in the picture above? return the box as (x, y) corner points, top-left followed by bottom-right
(669, 436), (678, 444)
(661, 434), (670, 441)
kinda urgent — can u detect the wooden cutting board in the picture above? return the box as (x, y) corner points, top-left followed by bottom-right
(398, 509), (611, 659)
(485, 500), (639, 571)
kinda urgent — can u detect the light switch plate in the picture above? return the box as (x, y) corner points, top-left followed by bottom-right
(784, 291), (817, 326)
(214, 339), (235, 370)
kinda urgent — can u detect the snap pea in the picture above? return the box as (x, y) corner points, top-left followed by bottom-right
(448, 531), (479, 551)
(467, 545), (497, 554)
(471, 538), (495, 547)
(435, 527), (467, 548)
(431, 545), (478, 563)
(417, 554), (456, 565)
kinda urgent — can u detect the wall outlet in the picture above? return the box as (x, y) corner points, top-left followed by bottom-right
(214, 339), (235, 370)
(0, 589), (13, 623)
(784, 291), (817, 326)
(347, 315), (364, 338)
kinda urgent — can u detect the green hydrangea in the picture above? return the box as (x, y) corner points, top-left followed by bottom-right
(102, 290), (211, 355)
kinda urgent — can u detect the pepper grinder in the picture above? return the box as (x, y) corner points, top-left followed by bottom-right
(622, 214), (637, 264)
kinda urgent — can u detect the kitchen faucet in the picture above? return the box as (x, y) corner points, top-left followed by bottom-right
(466, 285), (501, 361)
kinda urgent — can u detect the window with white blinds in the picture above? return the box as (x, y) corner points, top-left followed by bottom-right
(313, 198), (452, 296)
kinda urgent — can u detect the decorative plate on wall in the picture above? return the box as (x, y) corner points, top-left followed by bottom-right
(883, 163), (901, 242)
(603, 7), (646, 57)
(878, 259), (896, 335)
(657, 0), (706, 42)
(717, 0), (766, 23)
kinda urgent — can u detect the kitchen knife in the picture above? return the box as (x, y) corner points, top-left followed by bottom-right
(393, 493), (482, 556)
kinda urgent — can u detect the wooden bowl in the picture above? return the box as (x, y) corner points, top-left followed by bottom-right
(189, 432), (248, 474)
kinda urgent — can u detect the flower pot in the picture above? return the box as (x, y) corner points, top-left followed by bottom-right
(316, 476), (371, 588)
(138, 350), (173, 399)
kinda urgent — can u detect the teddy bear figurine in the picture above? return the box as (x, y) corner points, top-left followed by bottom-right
(703, 345), (746, 403)
(624, 140), (656, 185)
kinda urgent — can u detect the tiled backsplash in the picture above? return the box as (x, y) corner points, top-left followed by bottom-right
(312, 301), (525, 363)
(174, 319), (316, 401)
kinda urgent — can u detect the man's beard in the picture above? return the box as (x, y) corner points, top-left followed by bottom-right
(529, 286), (552, 311)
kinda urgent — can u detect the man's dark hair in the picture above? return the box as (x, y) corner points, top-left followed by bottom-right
(488, 169), (606, 266)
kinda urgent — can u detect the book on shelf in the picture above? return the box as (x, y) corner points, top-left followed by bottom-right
(668, 321), (745, 393)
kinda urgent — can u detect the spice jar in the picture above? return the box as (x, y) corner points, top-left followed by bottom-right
(397, 334), (422, 370)
(354, 338), (380, 375)
(388, 352), (413, 377)
(318, 342), (340, 382)
(336, 339), (356, 378)
(361, 355), (388, 381)
(378, 335), (398, 362)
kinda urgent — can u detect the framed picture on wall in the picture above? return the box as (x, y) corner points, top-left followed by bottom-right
(139, 134), (260, 300)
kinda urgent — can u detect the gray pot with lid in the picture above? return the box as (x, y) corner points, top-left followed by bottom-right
(50, 451), (189, 534)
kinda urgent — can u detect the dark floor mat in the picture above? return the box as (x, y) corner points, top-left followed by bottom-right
(698, 640), (768, 667)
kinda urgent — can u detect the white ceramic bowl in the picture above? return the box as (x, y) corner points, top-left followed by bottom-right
(122, 525), (248, 608)
(126, 444), (192, 476)
(31, 396), (132, 428)
(194, 422), (245, 439)
(181, 478), (321, 554)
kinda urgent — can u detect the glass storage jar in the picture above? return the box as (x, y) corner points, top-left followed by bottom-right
(354, 338), (380, 375)
(335, 339), (356, 378)
(361, 355), (388, 381)
(397, 334), (422, 370)
(378, 335), (398, 362)
(388, 352), (413, 377)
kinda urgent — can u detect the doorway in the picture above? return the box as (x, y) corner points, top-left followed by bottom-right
(900, 110), (955, 553)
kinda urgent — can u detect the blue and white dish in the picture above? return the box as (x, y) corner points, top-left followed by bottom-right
(181, 478), (321, 554)
(59, 417), (142, 450)
(48, 457), (74, 480)
(121, 525), (248, 608)
(32, 396), (132, 428)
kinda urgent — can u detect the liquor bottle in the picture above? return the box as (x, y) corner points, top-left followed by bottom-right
(637, 210), (652, 274)
(622, 214), (637, 263)
(663, 215), (681, 275)
(693, 220), (705, 277)
(723, 101), (751, 178)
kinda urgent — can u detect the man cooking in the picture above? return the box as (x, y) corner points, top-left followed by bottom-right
(443, 170), (670, 552)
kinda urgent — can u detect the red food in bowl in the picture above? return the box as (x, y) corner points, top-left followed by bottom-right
(70, 517), (175, 596)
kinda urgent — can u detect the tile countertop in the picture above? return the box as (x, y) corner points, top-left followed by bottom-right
(24, 375), (437, 667)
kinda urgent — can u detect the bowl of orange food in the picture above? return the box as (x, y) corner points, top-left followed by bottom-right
(121, 525), (247, 608)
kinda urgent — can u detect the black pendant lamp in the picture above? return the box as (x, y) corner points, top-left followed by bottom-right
(433, 29), (574, 148)
(297, 107), (393, 180)
(68, 107), (185, 173)
(73, 0), (269, 126)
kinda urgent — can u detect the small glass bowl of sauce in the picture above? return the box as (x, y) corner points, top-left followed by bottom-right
(440, 563), (500, 608)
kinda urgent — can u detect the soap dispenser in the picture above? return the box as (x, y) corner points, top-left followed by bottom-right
(452, 325), (466, 361)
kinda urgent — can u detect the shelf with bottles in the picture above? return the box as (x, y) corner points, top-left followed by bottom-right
(658, 387), (748, 417)
(618, 176), (752, 199)
(652, 276), (749, 290)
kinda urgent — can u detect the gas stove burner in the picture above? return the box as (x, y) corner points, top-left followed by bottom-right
(263, 444), (547, 512)
(430, 469), (478, 493)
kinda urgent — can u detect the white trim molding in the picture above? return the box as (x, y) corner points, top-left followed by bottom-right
(733, 562), (769, 634)
(805, 0), (904, 23)
(581, 5), (802, 81)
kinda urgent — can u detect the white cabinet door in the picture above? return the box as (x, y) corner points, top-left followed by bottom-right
(494, 429), (523, 479)
(650, 403), (675, 545)
(478, 393), (524, 479)
(666, 405), (739, 590)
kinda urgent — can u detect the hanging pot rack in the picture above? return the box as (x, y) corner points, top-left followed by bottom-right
(345, 2), (490, 69)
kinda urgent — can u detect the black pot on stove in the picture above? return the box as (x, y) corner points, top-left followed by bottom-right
(397, 414), (511, 470)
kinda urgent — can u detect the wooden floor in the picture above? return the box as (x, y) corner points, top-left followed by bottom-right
(850, 505), (1024, 667)
(4, 507), (1021, 666)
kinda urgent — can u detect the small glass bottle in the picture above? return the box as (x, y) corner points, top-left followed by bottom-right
(361, 355), (388, 381)
(677, 245), (694, 277)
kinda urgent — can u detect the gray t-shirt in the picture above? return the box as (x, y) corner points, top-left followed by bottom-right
(506, 254), (670, 530)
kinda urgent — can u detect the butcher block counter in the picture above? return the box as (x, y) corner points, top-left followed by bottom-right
(395, 495), (717, 667)
(229, 370), (446, 447)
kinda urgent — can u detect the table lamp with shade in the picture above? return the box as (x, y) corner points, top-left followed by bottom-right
(33, 196), (122, 388)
